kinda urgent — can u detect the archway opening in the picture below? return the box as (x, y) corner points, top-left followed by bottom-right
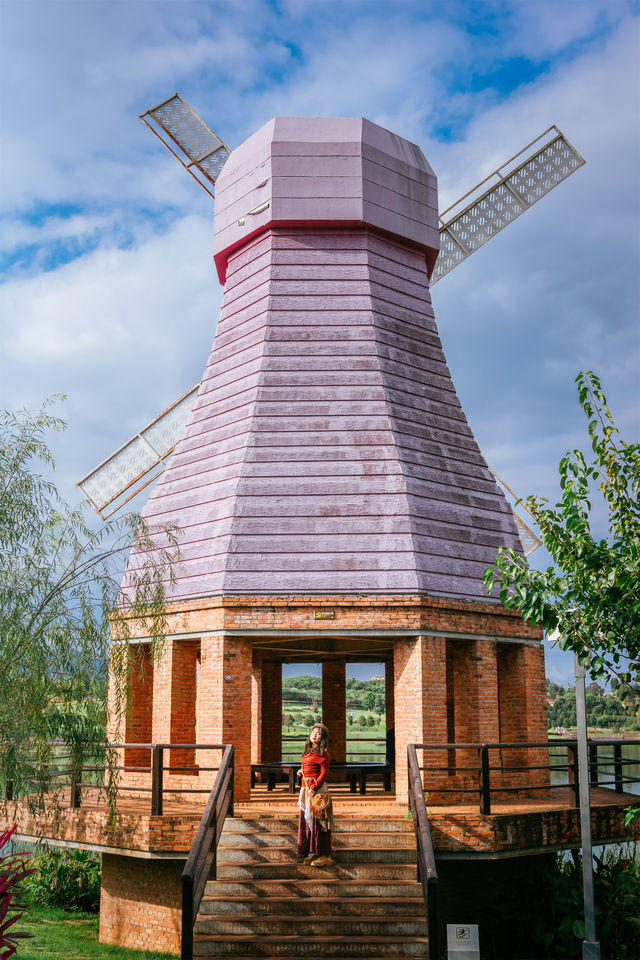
(281, 662), (322, 762)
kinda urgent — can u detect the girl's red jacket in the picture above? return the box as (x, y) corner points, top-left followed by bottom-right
(301, 750), (330, 789)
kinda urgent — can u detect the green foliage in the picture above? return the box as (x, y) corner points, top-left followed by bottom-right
(485, 372), (640, 690)
(0, 399), (179, 813)
(22, 849), (101, 913)
(1, 826), (34, 958)
(623, 805), (640, 828)
(547, 685), (639, 731)
(477, 845), (640, 958)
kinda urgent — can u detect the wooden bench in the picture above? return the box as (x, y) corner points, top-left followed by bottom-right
(251, 762), (393, 795)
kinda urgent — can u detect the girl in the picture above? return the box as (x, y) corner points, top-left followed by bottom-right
(296, 723), (334, 866)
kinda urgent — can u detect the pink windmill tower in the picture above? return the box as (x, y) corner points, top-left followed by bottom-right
(100, 111), (583, 804)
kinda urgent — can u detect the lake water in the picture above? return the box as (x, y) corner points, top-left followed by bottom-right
(549, 740), (640, 797)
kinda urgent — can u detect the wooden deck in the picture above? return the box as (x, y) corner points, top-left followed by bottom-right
(12, 781), (637, 858)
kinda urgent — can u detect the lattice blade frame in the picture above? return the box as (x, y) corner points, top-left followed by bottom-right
(489, 468), (542, 558)
(77, 384), (200, 519)
(431, 126), (585, 284)
(140, 93), (231, 198)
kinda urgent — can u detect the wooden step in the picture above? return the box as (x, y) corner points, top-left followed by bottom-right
(204, 879), (422, 899)
(194, 815), (428, 958)
(215, 861), (418, 881)
(223, 817), (414, 834)
(219, 832), (416, 849)
(198, 895), (424, 917)
(217, 846), (414, 864)
(195, 916), (427, 937)
(192, 934), (430, 957)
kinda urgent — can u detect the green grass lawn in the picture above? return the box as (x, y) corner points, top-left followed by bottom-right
(17, 905), (176, 960)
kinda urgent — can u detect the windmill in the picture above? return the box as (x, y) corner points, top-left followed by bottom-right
(77, 93), (584, 559)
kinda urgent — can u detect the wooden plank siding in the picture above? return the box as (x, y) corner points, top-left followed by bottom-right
(128, 227), (522, 600)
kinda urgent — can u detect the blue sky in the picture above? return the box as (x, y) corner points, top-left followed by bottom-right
(1, 1), (639, 685)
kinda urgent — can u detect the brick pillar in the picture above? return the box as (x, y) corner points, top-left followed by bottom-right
(125, 644), (154, 768)
(151, 641), (172, 745)
(195, 636), (253, 800)
(475, 640), (500, 742)
(385, 658), (395, 761)
(322, 659), (346, 763)
(497, 644), (526, 742)
(394, 636), (447, 804)
(261, 660), (282, 763)
(522, 643), (550, 789)
(100, 854), (182, 954)
(169, 641), (199, 774)
(522, 643), (548, 741)
(251, 656), (262, 764)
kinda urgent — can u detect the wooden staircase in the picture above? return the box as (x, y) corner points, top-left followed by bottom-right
(193, 816), (429, 957)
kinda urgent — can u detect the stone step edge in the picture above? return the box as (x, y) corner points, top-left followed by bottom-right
(192, 936), (430, 943)
(200, 896), (424, 904)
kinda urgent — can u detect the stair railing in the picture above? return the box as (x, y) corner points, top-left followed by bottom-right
(407, 744), (439, 958)
(181, 744), (234, 960)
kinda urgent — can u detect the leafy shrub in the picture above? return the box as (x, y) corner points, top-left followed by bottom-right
(476, 844), (640, 958)
(21, 848), (101, 913)
(0, 825), (34, 959)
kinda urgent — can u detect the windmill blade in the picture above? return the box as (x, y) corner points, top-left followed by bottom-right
(77, 384), (199, 519)
(489, 468), (543, 558)
(431, 125), (585, 284)
(79, 116), (583, 519)
(140, 93), (231, 198)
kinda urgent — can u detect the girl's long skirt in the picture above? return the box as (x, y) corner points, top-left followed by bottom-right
(296, 808), (332, 859)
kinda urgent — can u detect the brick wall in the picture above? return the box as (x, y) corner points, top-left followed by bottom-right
(394, 635), (448, 803)
(323, 660), (346, 764)
(261, 660), (282, 763)
(170, 640), (199, 773)
(115, 594), (543, 642)
(251, 657), (262, 763)
(195, 635), (252, 800)
(100, 854), (182, 955)
(125, 645), (153, 768)
(111, 593), (545, 801)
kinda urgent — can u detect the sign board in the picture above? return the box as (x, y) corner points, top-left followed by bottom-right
(447, 923), (480, 960)
(314, 610), (335, 620)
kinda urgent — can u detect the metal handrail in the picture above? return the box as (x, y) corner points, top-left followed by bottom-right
(413, 738), (640, 815)
(407, 744), (439, 958)
(181, 744), (234, 960)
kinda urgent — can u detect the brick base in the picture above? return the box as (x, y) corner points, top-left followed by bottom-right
(99, 854), (182, 955)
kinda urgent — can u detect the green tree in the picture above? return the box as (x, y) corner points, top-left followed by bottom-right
(362, 692), (375, 711)
(484, 372), (639, 690)
(0, 399), (178, 808)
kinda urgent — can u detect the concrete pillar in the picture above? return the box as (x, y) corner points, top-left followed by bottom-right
(261, 660), (282, 763)
(195, 636), (253, 800)
(394, 636), (447, 804)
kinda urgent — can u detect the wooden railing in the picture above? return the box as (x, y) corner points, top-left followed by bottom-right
(2, 741), (226, 814)
(181, 744), (234, 960)
(414, 738), (640, 815)
(407, 744), (439, 958)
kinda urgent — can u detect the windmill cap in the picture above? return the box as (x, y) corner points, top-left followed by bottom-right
(212, 116), (439, 284)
